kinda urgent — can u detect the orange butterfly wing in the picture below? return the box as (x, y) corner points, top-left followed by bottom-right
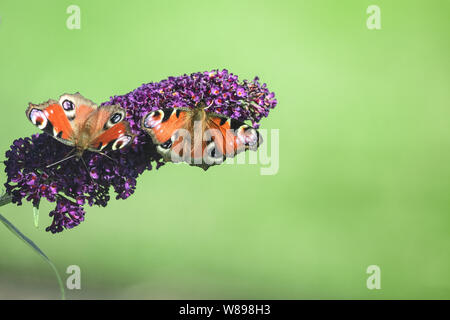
(26, 101), (75, 142)
(27, 93), (134, 153)
(86, 105), (135, 152)
(141, 108), (262, 169)
(141, 108), (188, 144)
(89, 122), (133, 151)
(207, 115), (262, 157)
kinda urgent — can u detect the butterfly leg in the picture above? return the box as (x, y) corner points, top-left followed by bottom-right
(78, 156), (98, 186)
(46, 148), (77, 168)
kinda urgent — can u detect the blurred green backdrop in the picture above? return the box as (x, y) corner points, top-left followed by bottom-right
(0, 0), (449, 299)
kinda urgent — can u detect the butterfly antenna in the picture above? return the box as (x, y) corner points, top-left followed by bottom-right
(46, 153), (77, 168)
(79, 156), (97, 185)
(202, 99), (213, 110)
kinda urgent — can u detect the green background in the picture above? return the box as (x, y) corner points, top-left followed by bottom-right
(0, 0), (449, 299)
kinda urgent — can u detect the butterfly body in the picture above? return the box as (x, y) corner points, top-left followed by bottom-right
(26, 93), (134, 161)
(141, 104), (262, 170)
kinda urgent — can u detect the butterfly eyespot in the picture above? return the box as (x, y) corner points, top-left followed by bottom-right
(29, 109), (48, 130)
(210, 148), (216, 158)
(62, 100), (75, 111)
(160, 139), (172, 149)
(237, 126), (259, 148)
(112, 135), (132, 151)
(204, 142), (223, 165)
(110, 113), (123, 124)
(143, 111), (163, 128)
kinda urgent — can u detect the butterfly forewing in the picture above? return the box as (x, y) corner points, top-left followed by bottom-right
(141, 108), (188, 145)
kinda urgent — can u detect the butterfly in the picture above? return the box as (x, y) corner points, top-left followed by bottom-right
(141, 103), (262, 170)
(26, 93), (134, 165)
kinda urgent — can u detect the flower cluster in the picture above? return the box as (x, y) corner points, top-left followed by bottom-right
(4, 69), (277, 233)
(4, 134), (162, 233)
(102, 69), (277, 129)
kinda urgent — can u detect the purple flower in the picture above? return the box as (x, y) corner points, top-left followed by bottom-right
(4, 69), (277, 233)
(210, 86), (221, 96)
(103, 69), (277, 129)
(236, 86), (247, 98)
(214, 98), (224, 106)
(4, 132), (163, 233)
(47, 198), (85, 233)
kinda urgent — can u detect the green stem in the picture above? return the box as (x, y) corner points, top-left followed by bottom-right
(0, 193), (66, 300)
(0, 193), (12, 206)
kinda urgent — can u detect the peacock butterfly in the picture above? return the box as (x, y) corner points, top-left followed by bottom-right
(26, 93), (135, 163)
(141, 103), (262, 170)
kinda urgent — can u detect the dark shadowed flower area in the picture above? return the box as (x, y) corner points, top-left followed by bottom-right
(5, 134), (162, 233)
(4, 69), (277, 233)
